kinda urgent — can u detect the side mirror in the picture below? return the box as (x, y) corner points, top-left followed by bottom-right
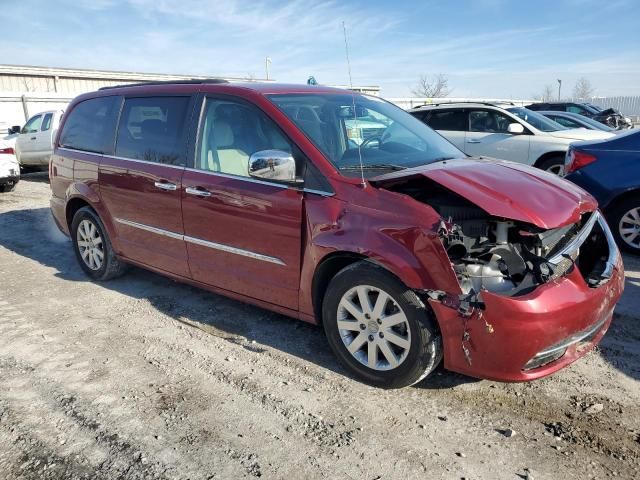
(507, 123), (525, 134)
(8, 126), (21, 135)
(248, 149), (299, 183)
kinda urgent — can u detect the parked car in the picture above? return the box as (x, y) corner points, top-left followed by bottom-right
(50, 81), (623, 388)
(410, 103), (614, 174)
(0, 128), (20, 192)
(538, 111), (616, 132)
(526, 102), (633, 130)
(565, 130), (640, 254)
(15, 110), (64, 168)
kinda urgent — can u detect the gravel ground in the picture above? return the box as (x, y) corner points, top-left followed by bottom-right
(0, 173), (639, 480)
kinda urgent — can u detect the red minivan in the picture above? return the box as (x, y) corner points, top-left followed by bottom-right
(50, 80), (624, 388)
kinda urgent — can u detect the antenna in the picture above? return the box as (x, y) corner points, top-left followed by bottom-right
(342, 21), (366, 188)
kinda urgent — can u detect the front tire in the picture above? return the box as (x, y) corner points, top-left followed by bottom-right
(608, 196), (640, 254)
(71, 207), (128, 280)
(322, 261), (442, 388)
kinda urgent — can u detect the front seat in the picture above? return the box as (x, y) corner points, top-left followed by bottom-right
(208, 120), (249, 177)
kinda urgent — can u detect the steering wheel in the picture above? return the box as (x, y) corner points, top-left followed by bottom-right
(360, 135), (384, 149)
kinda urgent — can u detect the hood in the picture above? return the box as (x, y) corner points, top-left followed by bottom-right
(372, 158), (596, 229)
(548, 128), (614, 141)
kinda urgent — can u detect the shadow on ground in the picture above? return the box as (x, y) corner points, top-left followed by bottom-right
(25, 197), (640, 386)
(0, 203), (480, 388)
(598, 255), (640, 381)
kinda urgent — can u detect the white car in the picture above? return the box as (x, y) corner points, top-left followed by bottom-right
(15, 110), (64, 168)
(410, 103), (614, 174)
(0, 134), (20, 192)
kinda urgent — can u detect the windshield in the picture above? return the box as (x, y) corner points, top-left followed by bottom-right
(506, 107), (567, 132)
(585, 103), (603, 112)
(267, 93), (462, 177)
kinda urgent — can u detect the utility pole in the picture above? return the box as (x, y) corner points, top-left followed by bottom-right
(265, 57), (272, 81)
(557, 79), (562, 101)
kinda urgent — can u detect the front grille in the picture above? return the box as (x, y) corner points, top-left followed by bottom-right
(543, 212), (592, 258)
(550, 253), (577, 281)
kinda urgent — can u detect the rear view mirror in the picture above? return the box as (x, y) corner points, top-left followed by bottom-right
(248, 149), (299, 183)
(507, 123), (525, 134)
(8, 126), (21, 135)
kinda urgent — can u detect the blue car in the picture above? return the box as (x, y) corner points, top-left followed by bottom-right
(565, 129), (640, 253)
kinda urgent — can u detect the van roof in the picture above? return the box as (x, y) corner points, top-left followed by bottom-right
(95, 80), (352, 96)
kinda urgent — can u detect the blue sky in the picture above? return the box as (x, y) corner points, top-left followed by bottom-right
(3, 0), (639, 98)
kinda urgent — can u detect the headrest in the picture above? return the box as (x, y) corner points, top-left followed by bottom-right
(212, 121), (234, 147)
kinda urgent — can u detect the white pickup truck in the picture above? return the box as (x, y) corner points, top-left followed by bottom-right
(15, 110), (64, 168)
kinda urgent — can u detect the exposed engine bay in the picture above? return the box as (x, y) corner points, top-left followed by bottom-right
(382, 177), (616, 299)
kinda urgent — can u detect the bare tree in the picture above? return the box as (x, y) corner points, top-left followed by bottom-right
(572, 77), (595, 100)
(412, 74), (451, 98)
(542, 84), (554, 102)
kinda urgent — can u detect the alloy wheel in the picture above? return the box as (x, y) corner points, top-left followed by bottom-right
(619, 207), (640, 249)
(546, 164), (564, 175)
(77, 219), (104, 271)
(337, 285), (411, 371)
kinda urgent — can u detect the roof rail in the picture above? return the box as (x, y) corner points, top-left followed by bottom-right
(99, 78), (229, 90)
(413, 101), (516, 109)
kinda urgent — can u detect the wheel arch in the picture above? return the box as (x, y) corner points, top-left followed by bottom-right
(311, 251), (435, 325)
(532, 151), (565, 170)
(603, 188), (640, 214)
(311, 252), (369, 323)
(64, 187), (121, 254)
(65, 196), (93, 230)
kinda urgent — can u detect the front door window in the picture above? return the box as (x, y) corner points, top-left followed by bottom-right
(22, 115), (42, 134)
(197, 98), (295, 177)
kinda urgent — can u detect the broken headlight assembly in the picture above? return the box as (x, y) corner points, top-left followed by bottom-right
(440, 210), (617, 299)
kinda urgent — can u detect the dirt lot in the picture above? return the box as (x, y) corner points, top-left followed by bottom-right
(1, 174), (639, 480)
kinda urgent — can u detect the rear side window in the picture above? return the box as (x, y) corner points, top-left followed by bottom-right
(426, 110), (467, 131)
(115, 96), (190, 166)
(553, 116), (580, 129)
(59, 96), (120, 153)
(41, 113), (53, 132)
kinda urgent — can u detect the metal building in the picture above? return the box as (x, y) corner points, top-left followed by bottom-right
(0, 64), (267, 127)
(0, 64), (381, 129)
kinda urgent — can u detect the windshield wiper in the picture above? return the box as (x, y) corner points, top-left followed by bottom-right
(339, 164), (407, 171)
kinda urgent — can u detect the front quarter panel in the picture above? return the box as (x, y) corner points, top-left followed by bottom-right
(298, 186), (461, 319)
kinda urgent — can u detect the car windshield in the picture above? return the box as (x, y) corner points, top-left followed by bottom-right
(585, 103), (603, 112)
(267, 93), (462, 177)
(506, 107), (567, 132)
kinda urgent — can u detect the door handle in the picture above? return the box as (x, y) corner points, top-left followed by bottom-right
(466, 139), (481, 144)
(154, 181), (177, 191)
(185, 186), (212, 197)
(30, 137), (37, 140)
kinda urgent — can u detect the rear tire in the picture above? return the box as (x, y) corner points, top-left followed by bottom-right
(608, 196), (640, 254)
(0, 184), (16, 193)
(537, 155), (565, 175)
(322, 261), (442, 388)
(71, 207), (128, 280)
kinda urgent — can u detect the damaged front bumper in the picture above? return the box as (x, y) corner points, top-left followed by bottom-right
(428, 211), (625, 382)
